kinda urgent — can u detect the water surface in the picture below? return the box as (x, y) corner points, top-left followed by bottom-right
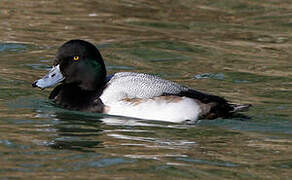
(0, 0), (292, 179)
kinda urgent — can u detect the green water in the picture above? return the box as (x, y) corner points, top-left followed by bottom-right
(0, 0), (292, 179)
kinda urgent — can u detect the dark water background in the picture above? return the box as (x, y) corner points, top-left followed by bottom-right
(0, 0), (291, 179)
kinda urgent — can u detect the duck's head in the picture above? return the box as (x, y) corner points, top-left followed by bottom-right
(32, 39), (106, 91)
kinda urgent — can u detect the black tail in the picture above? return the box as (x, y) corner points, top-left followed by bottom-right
(229, 103), (252, 113)
(166, 89), (251, 119)
(204, 102), (252, 120)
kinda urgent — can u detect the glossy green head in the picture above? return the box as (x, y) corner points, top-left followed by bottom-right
(33, 39), (107, 91)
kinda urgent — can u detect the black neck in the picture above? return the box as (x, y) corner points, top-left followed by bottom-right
(49, 83), (104, 112)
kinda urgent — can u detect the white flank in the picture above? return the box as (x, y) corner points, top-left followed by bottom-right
(105, 97), (201, 123)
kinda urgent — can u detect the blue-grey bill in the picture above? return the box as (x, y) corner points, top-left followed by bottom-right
(33, 65), (64, 88)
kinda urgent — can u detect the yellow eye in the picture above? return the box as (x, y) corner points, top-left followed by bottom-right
(73, 56), (79, 61)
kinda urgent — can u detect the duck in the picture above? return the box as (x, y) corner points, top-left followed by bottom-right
(32, 39), (251, 123)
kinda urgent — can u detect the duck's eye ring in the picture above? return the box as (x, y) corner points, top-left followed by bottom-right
(73, 56), (80, 61)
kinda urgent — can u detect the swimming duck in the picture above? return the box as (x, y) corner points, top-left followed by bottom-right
(32, 39), (250, 123)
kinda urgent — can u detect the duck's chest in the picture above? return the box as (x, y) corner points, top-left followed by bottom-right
(50, 84), (104, 112)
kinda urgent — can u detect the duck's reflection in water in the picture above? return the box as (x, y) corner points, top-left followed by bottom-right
(34, 109), (197, 153)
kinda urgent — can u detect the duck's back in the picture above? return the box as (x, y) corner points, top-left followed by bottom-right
(100, 72), (188, 103)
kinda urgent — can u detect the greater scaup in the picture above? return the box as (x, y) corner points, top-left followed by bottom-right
(32, 39), (250, 123)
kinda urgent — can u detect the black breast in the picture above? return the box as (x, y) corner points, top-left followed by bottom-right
(49, 83), (104, 113)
